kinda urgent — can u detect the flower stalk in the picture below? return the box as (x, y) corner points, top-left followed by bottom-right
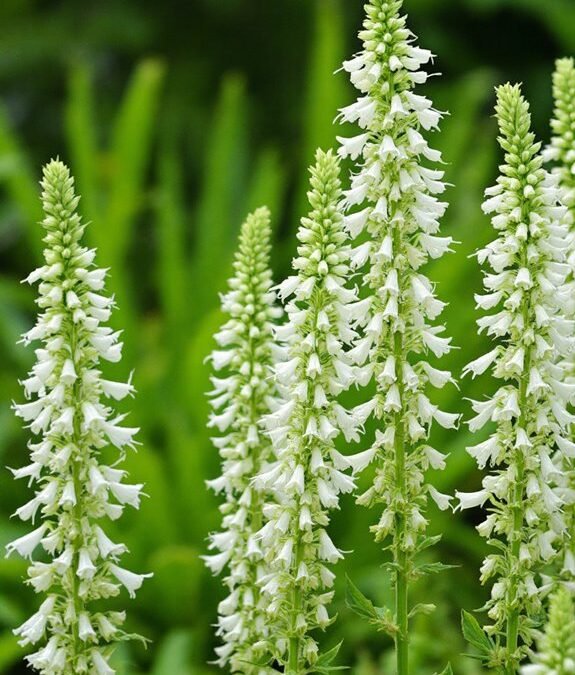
(337, 2), (457, 671)
(9, 160), (150, 674)
(460, 84), (574, 672)
(520, 586), (575, 675)
(203, 207), (282, 671)
(257, 149), (374, 673)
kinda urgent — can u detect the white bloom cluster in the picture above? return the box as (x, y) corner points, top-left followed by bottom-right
(9, 160), (150, 674)
(204, 207), (282, 671)
(337, 0), (455, 599)
(545, 58), (575, 219)
(256, 150), (373, 672)
(544, 57), (575, 587)
(521, 587), (575, 675)
(544, 57), (575, 327)
(459, 85), (575, 664)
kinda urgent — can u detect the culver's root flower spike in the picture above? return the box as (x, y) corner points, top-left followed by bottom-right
(545, 58), (575, 219)
(460, 84), (575, 672)
(545, 57), (575, 325)
(204, 206), (282, 671)
(520, 586), (575, 675)
(9, 160), (150, 674)
(544, 56), (575, 589)
(256, 149), (374, 674)
(337, 1), (457, 672)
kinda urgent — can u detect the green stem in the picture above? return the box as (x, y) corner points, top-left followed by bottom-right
(69, 308), (86, 665)
(504, 286), (531, 674)
(287, 541), (302, 675)
(393, 330), (409, 675)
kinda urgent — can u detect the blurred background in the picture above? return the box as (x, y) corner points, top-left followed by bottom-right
(0, 0), (573, 672)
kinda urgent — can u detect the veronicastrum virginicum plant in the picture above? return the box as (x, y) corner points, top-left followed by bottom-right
(520, 586), (575, 675)
(9, 160), (150, 675)
(255, 149), (375, 674)
(336, 1), (457, 671)
(543, 57), (575, 586)
(459, 84), (575, 674)
(204, 207), (283, 671)
(545, 57), (575, 228)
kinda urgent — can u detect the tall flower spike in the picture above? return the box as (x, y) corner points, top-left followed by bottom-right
(545, 57), (575, 323)
(9, 160), (150, 674)
(545, 58), (575, 218)
(520, 587), (575, 675)
(459, 84), (575, 672)
(204, 207), (282, 671)
(257, 149), (373, 674)
(544, 57), (575, 587)
(337, 2), (457, 671)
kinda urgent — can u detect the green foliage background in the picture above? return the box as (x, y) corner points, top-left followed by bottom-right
(0, 0), (572, 672)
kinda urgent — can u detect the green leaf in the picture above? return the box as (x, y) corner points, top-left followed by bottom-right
(150, 630), (193, 675)
(345, 575), (378, 621)
(244, 147), (286, 228)
(417, 534), (442, 551)
(104, 58), (165, 265)
(461, 610), (494, 657)
(65, 64), (100, 227)
(292, 0), (347, 239)
(315, 641), (344, 668)
(414, 562), (459, 577)
(155, 145), (189, 343)
(0, 107), (43, 262)
(435, 664), (453, 675)
(191, 73), (249, 316)
(345, 576), (398, 637)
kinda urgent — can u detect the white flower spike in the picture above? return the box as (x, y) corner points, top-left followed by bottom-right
(520, 586), (575, 675)
(337, 1), (457, 671)
(258, 149), (370, 673)
(9, 160), (150, 674)
(204, 207), (282, 671)
(545, 57), (575, 588)
(463, 84), (574, 671)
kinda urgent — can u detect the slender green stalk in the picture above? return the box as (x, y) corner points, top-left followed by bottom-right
(393, 331), (409, 675)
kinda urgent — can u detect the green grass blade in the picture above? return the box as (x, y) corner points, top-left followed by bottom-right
(244, 146), (286, 228)
(291, 0), (347, 236)
(155, 146), (188, 340)
(65, 63), (100, 227)
(191, 73), (249, 316)
(103, 58), (165, 265)
(0, 108), (42, 261)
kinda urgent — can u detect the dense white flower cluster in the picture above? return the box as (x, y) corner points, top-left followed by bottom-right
(338, 0), (456, 536)
(545, 58), (575, 220)
(204, 207), (282, 671)
(459, 84), (575, 667)
(256, 149), (374, 673)
(544, 57), (575, 587)
(9, 160), (150, 674)
(336, 1), (456, 666)
(544, 57), (575, 325)
(521, 587), (575, 675)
